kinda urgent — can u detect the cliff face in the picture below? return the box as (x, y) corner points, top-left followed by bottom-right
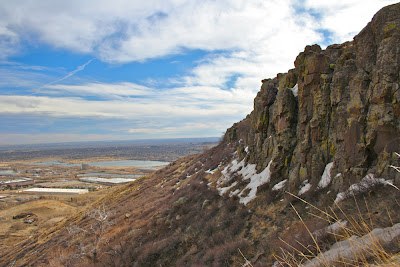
(224, 3), (400, 200)
(3, 3), (400, 267)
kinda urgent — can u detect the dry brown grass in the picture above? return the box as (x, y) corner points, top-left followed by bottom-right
(273, 192), (400, 267)
(0, 153), (251, 266)
(0, 199), (79, 255)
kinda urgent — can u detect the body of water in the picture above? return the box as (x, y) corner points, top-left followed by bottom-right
(34, 159), (169, 169)
(0, 169), (17, 175)
(77, 172), (142, 178)
(89, 160), (169, 168)
(34, 161), (80, 167)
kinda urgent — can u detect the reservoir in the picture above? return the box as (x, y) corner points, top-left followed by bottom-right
(0, 169), (17, 176)
(34, 159), (169, 170)
(89, 160), (169, 169)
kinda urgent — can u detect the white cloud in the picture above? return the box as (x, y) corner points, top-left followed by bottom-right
(1, 0), (392, 61)
(0, 85), (251, 119)
(0, 133), (125, 146)
(0, 25), (19, 59)
(0, 68), (52, 88)
(304, 0), (399, 42)
(0, 79), (253, 140)
(38, 81), (253, 105)
(42, 82), (153, 98)
(0, 0), (393, 90)
(0, 1), (314, 60)
(0, 1), (394, 65)
(0, 0), (396, 143)
(128, 122), (224, 135)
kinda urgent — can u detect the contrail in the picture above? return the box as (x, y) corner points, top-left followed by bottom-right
(39, 58), (95, 89)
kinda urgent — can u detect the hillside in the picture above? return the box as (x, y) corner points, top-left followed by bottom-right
(2, 3), (400, 267)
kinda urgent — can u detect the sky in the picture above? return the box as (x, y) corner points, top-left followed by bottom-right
(0, 0), (397, 145)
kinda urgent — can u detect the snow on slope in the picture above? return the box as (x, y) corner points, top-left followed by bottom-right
(318, 162), (333, 189)
(238, 160), (272, 205)
(217, 158), (273, 205)
(298, 180), (311, 195)
(272, 179), (287, 191)
(291, 83), (298, 97)
(335, 173), (395, 203)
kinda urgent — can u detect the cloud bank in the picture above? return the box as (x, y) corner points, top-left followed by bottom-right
(0, 0), (397, 143)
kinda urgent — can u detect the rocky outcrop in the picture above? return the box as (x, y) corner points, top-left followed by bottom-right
(223, 3), (400, 202)
(303, 223), (400, 267)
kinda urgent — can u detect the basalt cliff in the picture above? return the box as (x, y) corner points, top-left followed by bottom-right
(2, 3), (400, 267)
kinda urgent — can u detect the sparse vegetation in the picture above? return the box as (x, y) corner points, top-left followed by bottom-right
(273, 189), (400, 267)
(105, 178), (250, 266)
(66, 205), (114, 264)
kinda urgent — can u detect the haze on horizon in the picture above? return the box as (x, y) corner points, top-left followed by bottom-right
(0, 0), (397, 145)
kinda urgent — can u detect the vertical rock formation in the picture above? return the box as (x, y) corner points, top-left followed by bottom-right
(224, 3), (400, 200)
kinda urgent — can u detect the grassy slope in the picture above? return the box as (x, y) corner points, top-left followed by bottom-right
(1, 141), (399, 266)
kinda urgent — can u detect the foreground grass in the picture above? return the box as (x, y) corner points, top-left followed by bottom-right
(274, 191), (400, 267)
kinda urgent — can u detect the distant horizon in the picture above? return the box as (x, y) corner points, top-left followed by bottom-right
(0, 136), (220, 149)
(0, 1), (397, 145)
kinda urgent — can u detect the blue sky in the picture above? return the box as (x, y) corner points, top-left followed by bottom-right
(0, 0), (397, 145)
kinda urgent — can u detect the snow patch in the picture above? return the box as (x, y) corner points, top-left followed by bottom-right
(272, 179), (287, 191)
(216, 158), (244, 194)
(334, 173), (395, 203)
(238, 163), (257, 180)
(229, 189), (240, 197)
(318, 162), (334, 189)
(218, 181), (238, 196)
(205, 168), (217, 174)
(218, 158), (274, 205)
(298, 180), (311, 195)
(221, 159), (244, 177)
(239, 160), (273, 205)
(219, 159), (245, 185)
(244, 146), (249, 154)
(291, 83), (298, 97)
